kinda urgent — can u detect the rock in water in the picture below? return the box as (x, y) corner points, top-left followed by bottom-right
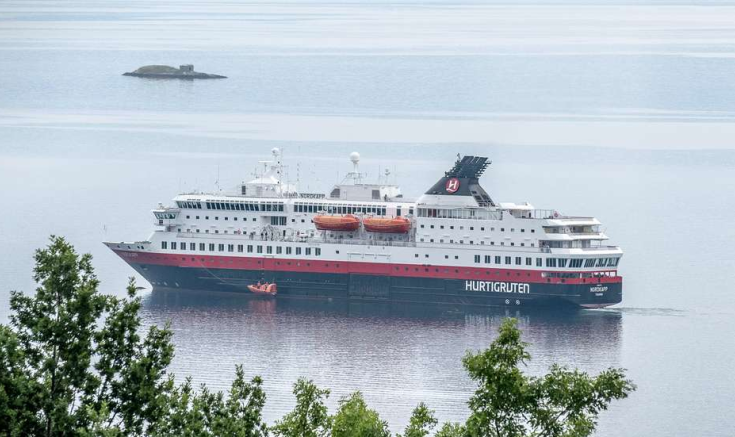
(123, 64), (226, 79)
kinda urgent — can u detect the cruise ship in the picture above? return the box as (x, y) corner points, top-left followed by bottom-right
(105, 150), (623, 308)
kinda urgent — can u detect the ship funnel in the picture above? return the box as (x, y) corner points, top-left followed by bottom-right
(424, 155), (495, 207)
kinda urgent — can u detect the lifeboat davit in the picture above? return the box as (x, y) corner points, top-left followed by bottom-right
(363, 216), (411, 233)
(313, 214), (360, 231)
(248, 282), (277, 295)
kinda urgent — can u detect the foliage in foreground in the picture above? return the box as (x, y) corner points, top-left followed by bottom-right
(0, 237), (635, 436)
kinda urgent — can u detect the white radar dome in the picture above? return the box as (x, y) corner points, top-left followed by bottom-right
(350, 152), (360, 164)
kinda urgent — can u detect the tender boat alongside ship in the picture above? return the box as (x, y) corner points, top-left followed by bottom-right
(105, 149), (623, 309)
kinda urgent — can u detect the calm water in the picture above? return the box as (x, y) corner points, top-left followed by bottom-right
(2, 1), (735, 435)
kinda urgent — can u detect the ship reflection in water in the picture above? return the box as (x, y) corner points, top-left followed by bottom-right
(141, 288), (622, 430)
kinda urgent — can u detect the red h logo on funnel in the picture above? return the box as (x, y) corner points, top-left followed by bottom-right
(445, 178), (460, 194)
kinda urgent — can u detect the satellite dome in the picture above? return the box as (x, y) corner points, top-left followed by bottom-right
(350, 152), (360, 164)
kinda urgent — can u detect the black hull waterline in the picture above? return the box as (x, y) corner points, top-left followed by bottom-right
(129, 263), (622, 309)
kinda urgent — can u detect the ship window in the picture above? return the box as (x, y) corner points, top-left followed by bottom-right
(505, 256), (511, 265)
(511, 228), (514, 232)
(470, 227), (474, 230)
(209, 244), (215, 251)
(315, 248), (321, 256)
(455, 256), (459, 260)
(484, 255), (491, 264)
(425, 254), (429, 258)
(490, 242), (494, 246)
(228, 244), (234, 252)
(267, 246), (273, 254)
(450, 226), (454, 230)
(495, 256), (501, 264)
(501, 228), (505, 232)
(171, 242), (177, 250)
(584, 259), (595, 267)
(306, 248), (311, 256)
(559, 258), (568, 268)
(276, 246), (282, 254)
(215, 217), (219, 220)
(196, 216), (200, 219)
(199, 243), (205, 251)
(205, 216), (209, 220)
(296, 247), (302, 255)
(247, 245), (253, 253)
(186, 215), (190, 219)
(510, 243), (514, 246)
(161, 241), (168, 249)
(474, 255), (480, 263)
(430, 225), (434, 229)
(190, 243), (195, 250)
(218, 244), (225, 252)
(238, 244), (244, 253)
(440, 225), (444, 229)
(286, 247), (292, 255)
(515, 257), (522, 265)
(537, 258), (542, 267)
(526, 257), (532, 266)
(421, 225), (424, 228)
(415, 254), (419, 258)
(257, 246), (263, 254)
(546, 258), (557, 268)
(481, 227), (485, 231)
(521, 229), (525, 233)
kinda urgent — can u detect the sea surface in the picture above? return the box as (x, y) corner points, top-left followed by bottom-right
(2, 0), (735, 435)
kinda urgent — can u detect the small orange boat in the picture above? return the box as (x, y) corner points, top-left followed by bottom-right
(313, 214), (360, 231)
(363, 216), (411, 233)
(248, 282), (277, 295)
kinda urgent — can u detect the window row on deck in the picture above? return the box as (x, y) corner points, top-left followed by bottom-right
(160, 241), (321, 256)
(293, 202), (394, 216)
(473, 254), (620, 269)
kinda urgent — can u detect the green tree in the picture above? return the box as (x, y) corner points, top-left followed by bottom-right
(398, 403), (437, 437)
(434, 422), (465, 437)
(331, 392), (390, 437)
(0, 324), (44, 436)
(271, 378), (331, 437)
(4, 236), (174, 436)
(462, 318), (635, 437)
(150, 366), (268, 437)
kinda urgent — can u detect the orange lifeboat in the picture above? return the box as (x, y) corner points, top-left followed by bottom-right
(313, 214), (360, 231)
(248, 282), (277, 295)
(363, 216), (411, 233)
